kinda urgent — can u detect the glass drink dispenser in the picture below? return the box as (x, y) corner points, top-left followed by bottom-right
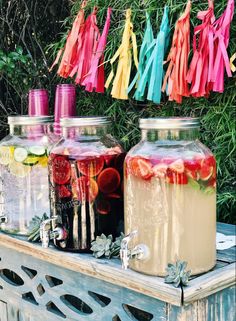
(0, 116), (54, 235)
(121, 118), (216, 276)
(41, 117), (125, 251)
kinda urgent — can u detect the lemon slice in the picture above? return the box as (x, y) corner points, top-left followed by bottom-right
(38, 155), (48, 167)
(9, 161), (31, 177)
(0, 146), (14, 165)
(23, 156), (39, 166)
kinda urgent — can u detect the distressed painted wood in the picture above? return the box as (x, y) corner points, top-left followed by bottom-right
(169, 286), (236, 321)
(0, 222), (235, 321)
(0, 301), (8, 321)
(216, 222), (236, 263)
(0, 233), (182, 306)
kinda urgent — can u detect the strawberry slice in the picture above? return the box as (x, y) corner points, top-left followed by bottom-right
(205, 155), (216, 167)
(199, 164), (213, 181)
(184, 159), (201, 171)
(166, 170), (188, 185)
(185, 169), (199, 180)
(153, 163), (168, 178)
(169, 159), (184, 173)
(128, 157), (153, 180)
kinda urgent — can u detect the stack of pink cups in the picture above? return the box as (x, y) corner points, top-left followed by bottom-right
(28, 89), (49, 116)
(54, 84), (76, 136)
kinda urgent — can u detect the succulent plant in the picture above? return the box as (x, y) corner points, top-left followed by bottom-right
(90, 233), (125, 259)
(27, 213), (49, 242)
(90, 234), (113, 258)
(165, 261), (191, 288)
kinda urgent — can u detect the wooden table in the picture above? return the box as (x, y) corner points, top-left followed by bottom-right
(0, 223), (235, 321)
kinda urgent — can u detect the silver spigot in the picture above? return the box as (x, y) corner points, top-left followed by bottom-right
(120, 230), (150, 270)
(40, 218), (67, 248)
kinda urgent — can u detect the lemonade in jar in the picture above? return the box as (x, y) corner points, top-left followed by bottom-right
(124, 118), (216, 276)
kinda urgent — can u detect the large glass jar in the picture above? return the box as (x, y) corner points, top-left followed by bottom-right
(0, 116), (54, 235)
(48, 117), (125, 252)
(124, 118), (216, 276)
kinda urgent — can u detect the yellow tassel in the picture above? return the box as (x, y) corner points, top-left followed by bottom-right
(105, 9), (138, 100)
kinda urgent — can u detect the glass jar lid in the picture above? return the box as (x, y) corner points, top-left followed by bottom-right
(60, 116), (111, 127)
(139, 117), (200, 129)
(8, 116), (54, 125)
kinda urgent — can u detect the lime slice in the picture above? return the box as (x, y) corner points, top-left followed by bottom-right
(0, 146), (14, 165)
(23, 156), (39, 166)
(9, 161), (31, 177)
(29, 146), (45, 156)
(14, 147), (28, 162)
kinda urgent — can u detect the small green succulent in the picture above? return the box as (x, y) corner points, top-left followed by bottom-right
(90, 233), (125, 259)
(27, 213), (49, 242)
(165, 261), (191, 288)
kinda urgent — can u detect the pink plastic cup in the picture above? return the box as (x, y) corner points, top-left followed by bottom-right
(28, 89), (49, 116)
(54, 84), (76, 135)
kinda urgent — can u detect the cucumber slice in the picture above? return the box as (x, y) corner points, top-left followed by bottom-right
(14, 147), (28, 163)
(29, 146), (45, 156)
(23, 156), (39, 166)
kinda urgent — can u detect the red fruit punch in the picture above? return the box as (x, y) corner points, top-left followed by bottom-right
(52, 156), (71, 185)
(77, 156), (104, 177)
(72, 176), (98, 202)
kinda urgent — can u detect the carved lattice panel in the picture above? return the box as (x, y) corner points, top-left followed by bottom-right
(0, 247), (167, 321)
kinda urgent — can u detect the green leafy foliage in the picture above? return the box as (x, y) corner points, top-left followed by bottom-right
(27, 213), (49, 242)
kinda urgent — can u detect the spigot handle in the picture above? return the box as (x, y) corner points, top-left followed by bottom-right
(40, 219), (52, 248)
(40, 218), (68, 248)
(120, 230), (138, 270)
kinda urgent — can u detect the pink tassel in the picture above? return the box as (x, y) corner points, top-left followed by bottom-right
(186, 0), (215, 97)
(82, 8), (112, 93)
(212, 0), (234, 93)
(75, 7), (100, 85)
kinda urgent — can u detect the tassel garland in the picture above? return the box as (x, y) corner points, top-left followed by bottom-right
(50, 1), (234, 104)
(162, 1), (191, 103)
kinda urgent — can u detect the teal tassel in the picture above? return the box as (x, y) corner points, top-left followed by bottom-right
(133, 6), (170, 104)
(128, 12), (154, 100)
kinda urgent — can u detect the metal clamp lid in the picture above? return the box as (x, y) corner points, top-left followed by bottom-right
(60, 116), (111, 127)
(8, 116), (54, 125)
(139, 117), (200, 130)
